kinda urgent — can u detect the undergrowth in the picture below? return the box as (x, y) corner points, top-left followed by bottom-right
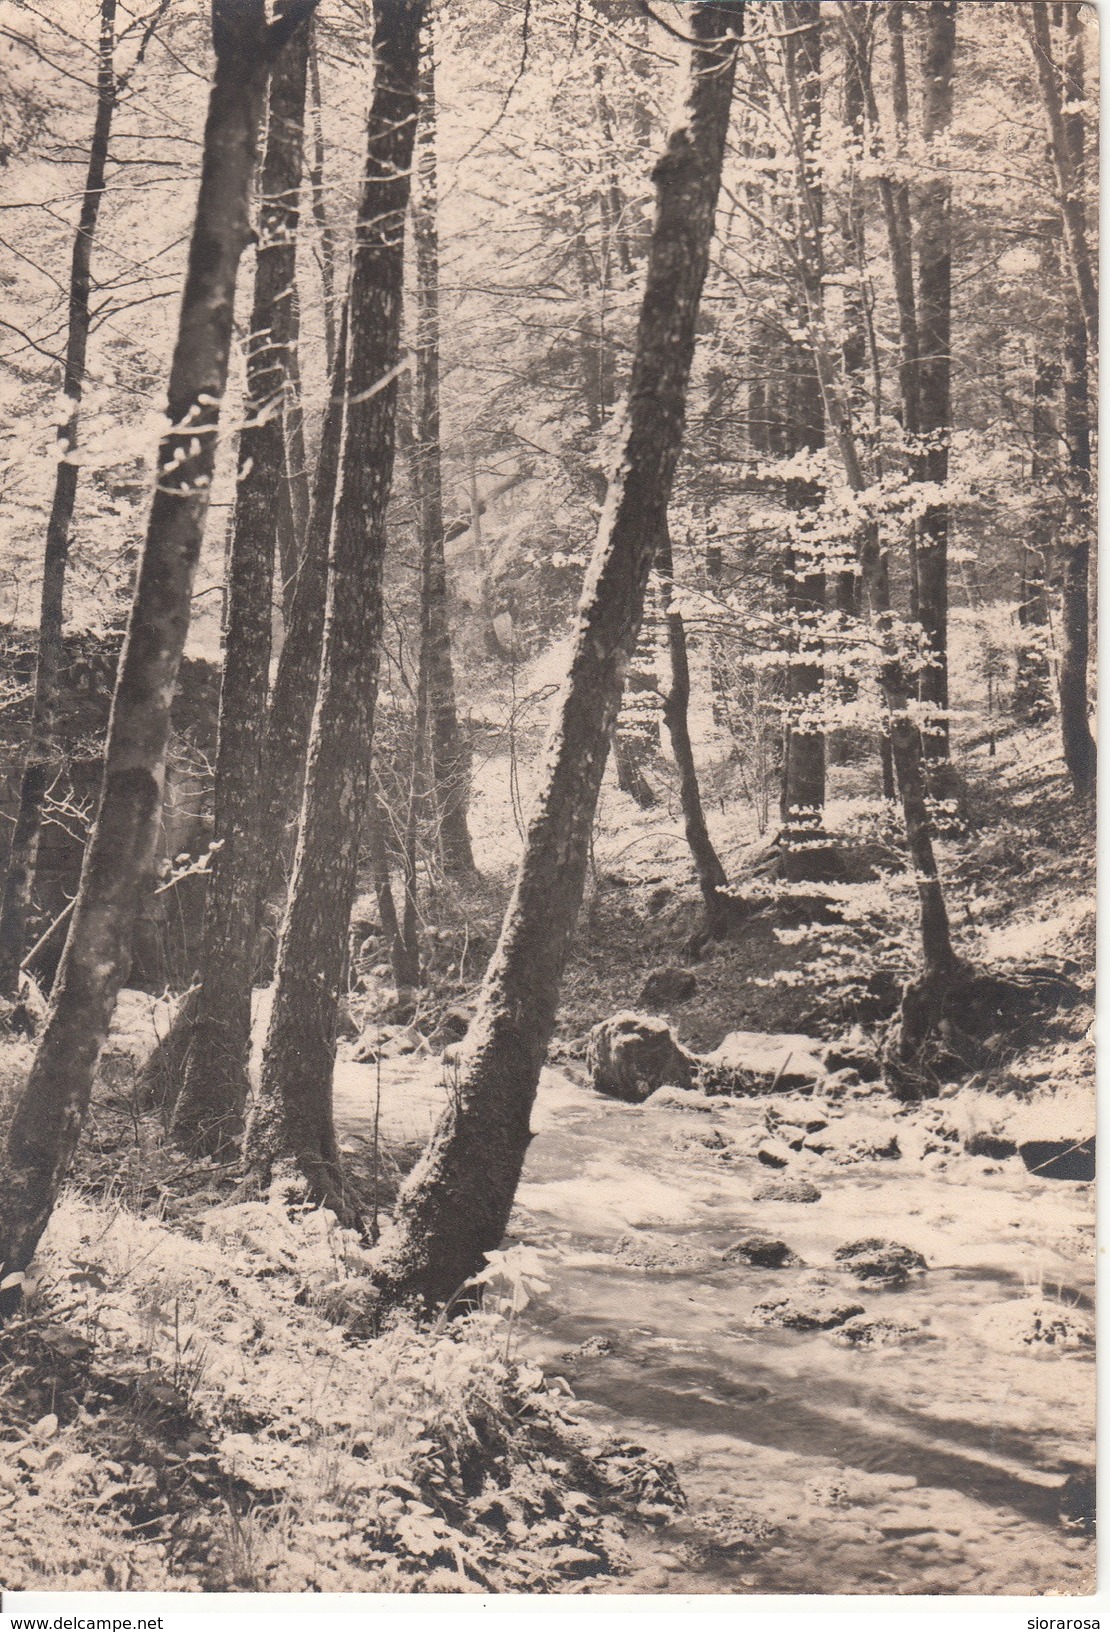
(0, 1183), (682, 1593)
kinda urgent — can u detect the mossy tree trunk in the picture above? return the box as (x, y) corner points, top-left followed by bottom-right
(244, 0), (425, 1216)
(372, 2), (741, 1313)
(172, 15), (313, 1154)
(0, 0), (317, 1304)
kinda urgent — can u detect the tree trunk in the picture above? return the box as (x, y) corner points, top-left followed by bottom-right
(657, 523), (729, 924)
(256, 299), (348, 908)
(809, 314), (958, 991)
(0, 0), (118, 1007)
(1013, 351), (1056, 720)
(244, 0), (425, 1216)
(779, 0), (828, 881)
(171, 18), (312, 1153)
(1027, 1), (1098, 361)
(371, 3), (741, 1313)
(0, 0), (315, 1302)
(915, 0), (956, 768)
(366, 789), (405, 981)
(307, 19), (338, 370)
(859, 534), (956, 985)
(1055, 3), (1095, 798)
(412, 17), (475, 878)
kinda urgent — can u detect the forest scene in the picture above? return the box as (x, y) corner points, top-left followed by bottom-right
(0, 0), (1097, 1602)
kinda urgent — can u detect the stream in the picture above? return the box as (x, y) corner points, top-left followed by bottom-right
(333, 1056), (1095, 1597)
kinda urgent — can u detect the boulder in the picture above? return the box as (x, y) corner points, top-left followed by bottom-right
(428, 1005), (473, 1052)
(832, 1315), (930, 1349)
(821, 1040), (882, 1081)
(751, 1295), (865, 1331)
(723, 1234), (795, 1269)
(1018, 1136), (1095, 1182)
(703, 1029), (826, 1092)
(754, 1177), (822, 1204)
(638, 965), (698, 1009)
(642, 1084), (715, 1113)
(834, 1238), (926, 1287)
(586, 1012), (696, 1104)
(351, 1023), (426, 1064)
(756, 1139), (792, 1169)
(803, 1111), (900, 1163)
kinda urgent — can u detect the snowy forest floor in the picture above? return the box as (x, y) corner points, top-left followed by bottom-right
(0, 718), (1095, 1595)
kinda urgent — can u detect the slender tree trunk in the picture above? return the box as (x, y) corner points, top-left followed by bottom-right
(809, 317), (958, 989)
(861, 4), (921, 799)
(657, 522), (729, 922)
(860, 530), (956, 982)
(0, 0), (118, 1006)
(281, 310), (312, 594)
(779, 0), (828, 881)
(256, 299), (348, 905)
(367, 789), (405, 977)
(307, 19), (338, 369)
(1014, 351), (1056, 719)
(0, 1), (315, 1301)
(887, 1), (919, 438)
(412, 17), (475, 878)
(1027, 1), (1098, 361)
(827, 3), (872, 768)
(1055, 3), (1096, 798)
(372, 3), (741, 1313)
(171, 19), (312, 1153)
(244, 0), (425, 1216)
(915, 0), (956, 768)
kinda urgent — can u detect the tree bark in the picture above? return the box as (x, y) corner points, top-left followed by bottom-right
(412, 16), (475, 878)
(1027, 1), (1098, 361)
(307, 19), (338, 370)
(0, 0), (315, 1302)
(915, 0), (956, 768)
(779, 0), (828, 881)
(171, 17), (312, 1153)
(0, 0), (118, 1006)
(1056, 2), (1096, 798)
(256, 299), (348, 907)
(372, 3), (741, 1313)
(657, 523), (729, 923)
(244, 0), (425, 1215)
(808, 312), (957, 986)
(1013, 350), (1056, 720)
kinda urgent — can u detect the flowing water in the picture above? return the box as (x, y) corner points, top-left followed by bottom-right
(334, 1058), (1095, 1596)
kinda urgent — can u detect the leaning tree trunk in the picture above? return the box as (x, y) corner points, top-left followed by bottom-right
(372, 2), (741, 1313)
(171, 19), (312, 1153)
(1055, 2), (1096, 799)
(244, 0), (425, 1216)
(412, 15), (475, 878)
(915, 0), (956, 772)
(657, 522), (730, 929)
(0, 0), (316, 1305)
(0, 0), (118, 1007)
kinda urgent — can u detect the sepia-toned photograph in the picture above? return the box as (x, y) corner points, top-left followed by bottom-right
(0, 0), (1097, 1604)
